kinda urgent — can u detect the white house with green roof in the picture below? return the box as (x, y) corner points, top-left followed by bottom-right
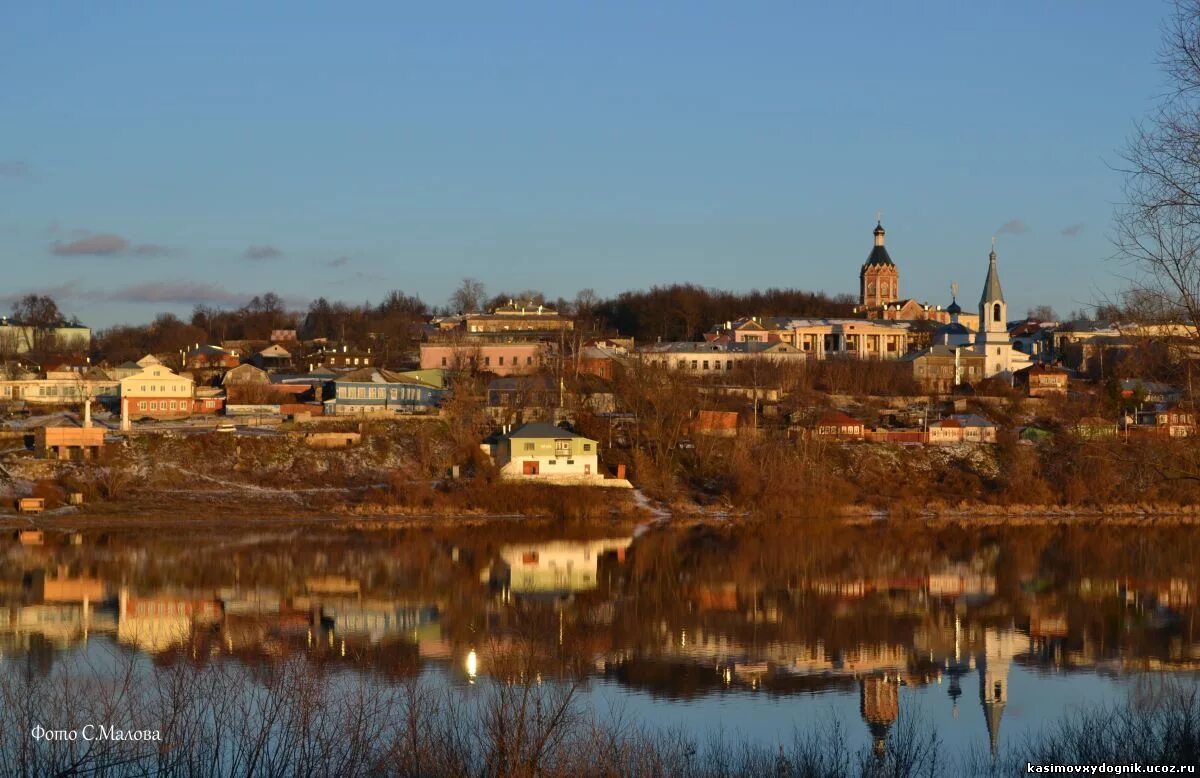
(484, 422), (602, 482)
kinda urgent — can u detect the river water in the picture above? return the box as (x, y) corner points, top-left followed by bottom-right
(1, 520), (1197, 763)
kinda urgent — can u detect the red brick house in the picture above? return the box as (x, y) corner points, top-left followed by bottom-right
(1014, 364), (1070, 397)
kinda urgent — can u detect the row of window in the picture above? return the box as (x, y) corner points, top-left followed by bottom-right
(137, 400), (186, 411)
(1, 385), (119, 398)
(133, 383), (188, 393)
(439, 355), (539, 367)
(521, 442), (592, 452)
(339, 385), (426, 401)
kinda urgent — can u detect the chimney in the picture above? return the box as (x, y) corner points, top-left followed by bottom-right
(83, 399), (91, 429)
(120, 398), (130, 432)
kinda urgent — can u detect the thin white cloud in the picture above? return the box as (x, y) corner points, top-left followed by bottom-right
(996, 219), (1029, 236)
(52, 233), (129, 256)
(0, 161), (29, 178)
(244, 245), (283, 260)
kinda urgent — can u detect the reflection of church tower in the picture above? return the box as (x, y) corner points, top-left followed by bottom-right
(859, 221), (900, 308)
(860, 673), (900, 759)
(978, 628), (1015, 756)
(944, 615), (971, 720)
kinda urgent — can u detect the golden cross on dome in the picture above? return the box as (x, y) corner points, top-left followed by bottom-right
(951, 282), (958, 299)
(875, 210), (882, 224)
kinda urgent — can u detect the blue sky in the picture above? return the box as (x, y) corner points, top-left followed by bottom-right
(0, 1), (1168, 327)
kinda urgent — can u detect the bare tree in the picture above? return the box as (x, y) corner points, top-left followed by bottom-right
(449, 278), (487, 314)
(1114, 0), (1200, 333)
(11, 294), (64, 356)
(573, 288), (600, 333)
(1027, 305), (1059, 321)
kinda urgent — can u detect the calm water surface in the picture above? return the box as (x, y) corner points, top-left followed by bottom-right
(1, 520), (1197, 759)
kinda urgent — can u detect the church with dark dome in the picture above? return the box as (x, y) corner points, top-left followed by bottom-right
(859, 221), (899, 309)
(854, 220), (954, 324)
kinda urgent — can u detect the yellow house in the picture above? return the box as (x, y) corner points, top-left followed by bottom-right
(118, 360), (195, 420)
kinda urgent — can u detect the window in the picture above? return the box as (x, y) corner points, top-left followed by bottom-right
(138, 401), (147, 410)
(523, 442), (535, 452)
(567, 460), (574, 465)
(441, 357), (447, 367)
(526, 356), (533, 365)
(690, 360), (698, 370)
(702, 360), (709, 370)
(149, 401), (157, 410)
(547, 460), (556, 465)
(583, 443), (592, 451)
(498, 356), (505, 366)
(993, 302), (1002, 322)
(169, 401), (177, 410)
(484, 357), (490, 366)
(727, 360), (733, 369)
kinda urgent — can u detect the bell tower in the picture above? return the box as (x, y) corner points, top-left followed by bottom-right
(975, 239), (1013, 376)
(859, 219), (900, 308)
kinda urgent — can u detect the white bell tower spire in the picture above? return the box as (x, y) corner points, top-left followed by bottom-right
(975, 239), (1016, 377)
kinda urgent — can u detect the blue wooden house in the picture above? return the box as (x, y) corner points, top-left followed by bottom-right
(323, 368), (444, 415)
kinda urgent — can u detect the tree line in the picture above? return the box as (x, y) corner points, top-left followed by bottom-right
(11, 279), (859, 366)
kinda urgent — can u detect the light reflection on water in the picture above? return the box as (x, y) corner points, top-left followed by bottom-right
(0, 520), (1198, 759)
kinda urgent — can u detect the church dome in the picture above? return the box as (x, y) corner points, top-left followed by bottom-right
(863, 221), (895, 267)
(947, 299), (962, 315)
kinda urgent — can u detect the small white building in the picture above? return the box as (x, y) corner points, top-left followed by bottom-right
(927, 413), (997, 444)
(482, 422), (608, 484)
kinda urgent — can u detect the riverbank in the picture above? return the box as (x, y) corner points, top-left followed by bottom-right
(6, 422), (1200, 530)
(5, 492), (1200, 532)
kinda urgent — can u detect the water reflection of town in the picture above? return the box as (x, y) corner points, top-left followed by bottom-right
(2, 525), (1199, 754)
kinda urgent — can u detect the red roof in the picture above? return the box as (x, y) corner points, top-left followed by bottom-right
(817, 410), (862, 427)
(695, 410), (738, 430)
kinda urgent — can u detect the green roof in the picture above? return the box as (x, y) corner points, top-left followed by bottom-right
(507, 422), (588, 440)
